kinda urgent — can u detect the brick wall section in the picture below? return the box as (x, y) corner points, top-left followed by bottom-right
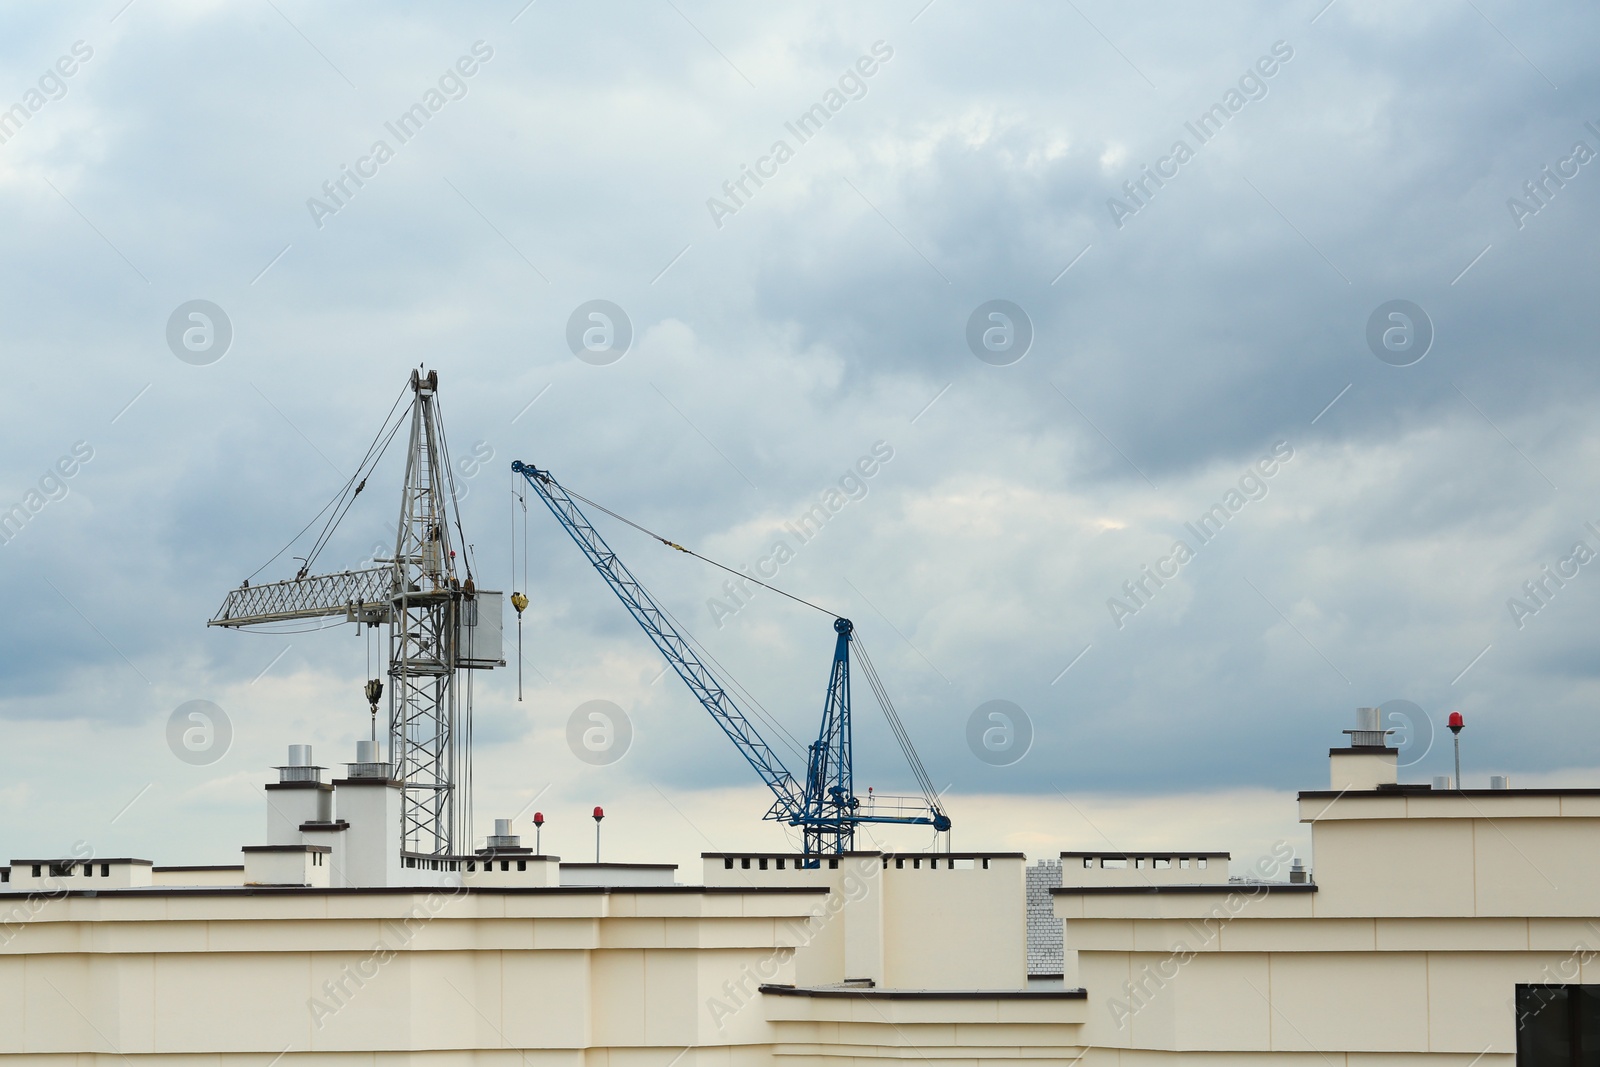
(1025, 859), (1063, 976)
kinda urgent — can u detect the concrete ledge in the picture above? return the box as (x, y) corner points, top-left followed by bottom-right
(1053, 883), (1315, 895)
(761, 984), (1086, 999)
(0, 883), (831, 900)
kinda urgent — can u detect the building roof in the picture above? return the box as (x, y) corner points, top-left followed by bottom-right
(1061, 850), (1230, 858)
(759, 983), (1087, 1000)
(1053, 883), (1315, 896)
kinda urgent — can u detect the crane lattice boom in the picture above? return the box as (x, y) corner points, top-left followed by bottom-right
(208, 568), (392, 628)
(514, 461), (806, 821)
(513, 460), (950, 855)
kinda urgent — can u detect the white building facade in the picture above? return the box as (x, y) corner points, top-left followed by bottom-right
(1, 723), (1594, 1063)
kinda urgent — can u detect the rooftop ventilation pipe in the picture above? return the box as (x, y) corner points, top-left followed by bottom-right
(347, 739), (392, 780)
(1344, 706), (1394, 748)
(278, 745), (323, 784)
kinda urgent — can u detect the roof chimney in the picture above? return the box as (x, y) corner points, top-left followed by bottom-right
(1343, 706), (1394, 748)
(1330, 708), (1398, 791)
(277, 744), (323, 784)
(1489, 775), (1509, 790)
(346, 739), (393, 780)
(487, 818), (520, 849)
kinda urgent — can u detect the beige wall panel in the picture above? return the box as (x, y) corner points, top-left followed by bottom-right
(91, 918), (218, 954)
(1268, 951), (1428, 1052)
(641, 949), (701, 1046)
(1375, 918), (1527, 952)
(599, 917), (666, 951)
(461, 917), (538, 951)
(1218, 918), (1377, 953)
(499, 895), (609, 920)
(1078, 950), (1275, 1050)
(1164, 952), (1273, 1050)
(150, 951), (312, 1052)
(499, 948), (591, 1048)
(1423, 950), (1537, 1054)
(881, 863), (1024, 989)
(0, 955), (24, 1053)
(1473, 819), (1600, 915)
(17, 956), (87, 1053)
(302, 949), (412, 1052)
(532, 918), (602, 951)
(699, 949), (788, 1046)
(1129, 918), (1225, 955)
(409, 949), (511, 1050)
(0, 923), (82, 956)
(157, 895), (337, 922)
(1072, 950), (1134, 1047)
(1075, 892), (1315, 922)
(1310, 821), (1475, 917)
(1528, 918), (1600, 952)
(1064, 917), (1134, 952)
(590, 949), (647, 1046)
(1300, 794), (1409, 821)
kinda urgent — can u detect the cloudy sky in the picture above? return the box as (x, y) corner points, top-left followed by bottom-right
(2, 1), (1597, 873)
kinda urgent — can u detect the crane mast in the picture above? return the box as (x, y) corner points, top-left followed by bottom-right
(802, 618), (855, 855)
(211, 369), (502, 858)
(388, 371), (466, 856)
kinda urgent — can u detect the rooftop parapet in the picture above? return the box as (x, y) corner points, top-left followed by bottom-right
(1059, 851), (1230, 887)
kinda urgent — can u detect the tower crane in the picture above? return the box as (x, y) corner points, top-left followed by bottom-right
(209, 369), (503, 857)
(512, 460), (950, 858)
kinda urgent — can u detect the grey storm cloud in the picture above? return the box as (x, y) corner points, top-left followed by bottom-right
(1, 1), (1598, 861)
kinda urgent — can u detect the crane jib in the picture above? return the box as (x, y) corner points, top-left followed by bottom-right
(511, 460), (950, 853)
(513, 462), (805, 818)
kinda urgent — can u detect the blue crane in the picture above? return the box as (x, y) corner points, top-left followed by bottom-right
(512, 460), (950, 857)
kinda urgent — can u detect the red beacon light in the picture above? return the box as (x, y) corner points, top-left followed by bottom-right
(592, 806), (605, 821)
(1447, 712), (1466, 790)
(533, 812), (545, 827)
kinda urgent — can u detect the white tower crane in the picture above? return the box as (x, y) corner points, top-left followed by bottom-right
(209, 368), (502, 857)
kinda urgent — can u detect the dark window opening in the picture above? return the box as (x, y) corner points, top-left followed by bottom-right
(31, 865), (41, 878)
(1518, 984), (1600, 1065)
(101, 864), (110, 877)
(517, 860), (526, 872)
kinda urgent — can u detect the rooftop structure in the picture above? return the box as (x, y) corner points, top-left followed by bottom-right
(3, 708), (1592, 1062)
